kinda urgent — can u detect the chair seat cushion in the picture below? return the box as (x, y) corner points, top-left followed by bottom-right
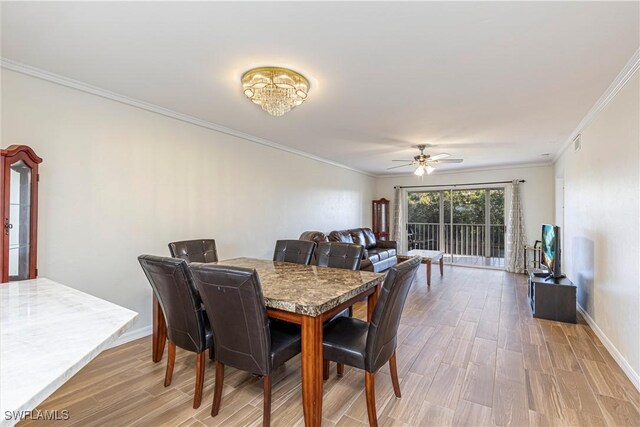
(269, 320), (302, 369)
(322, 316), (368, 370)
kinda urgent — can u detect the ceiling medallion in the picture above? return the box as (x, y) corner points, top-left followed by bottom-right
(241, 67), (310, 116)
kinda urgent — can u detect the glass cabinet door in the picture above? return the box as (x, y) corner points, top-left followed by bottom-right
(1, 145), (42, 284)
(7, 160), (32, 281)
(372, 198), (390, 240)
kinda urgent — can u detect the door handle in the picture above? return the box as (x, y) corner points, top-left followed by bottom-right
(4, 219), (12, 235)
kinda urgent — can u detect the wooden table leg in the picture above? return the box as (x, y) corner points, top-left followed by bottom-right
(301, 314), (323, 427)
(426, 260), (432, 287)
(152, 295), (166, 363)
(439, 256), (444, 276)
(367, 284), (380, 321)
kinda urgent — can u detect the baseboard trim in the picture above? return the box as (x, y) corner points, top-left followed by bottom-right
(577, 304), (640, 391)
(109, 325), (152, 348)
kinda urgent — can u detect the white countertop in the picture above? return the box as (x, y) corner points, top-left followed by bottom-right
(0, 278), (138, 426)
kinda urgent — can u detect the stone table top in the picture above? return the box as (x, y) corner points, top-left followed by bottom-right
(0, 278), (138, 426)
(213, 258), (385, 317)
(402, 249), (444, 260)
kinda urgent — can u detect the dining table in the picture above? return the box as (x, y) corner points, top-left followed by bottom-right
(151, 257), (385, 427)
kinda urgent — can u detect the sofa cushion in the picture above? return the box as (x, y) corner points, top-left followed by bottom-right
(370, 255), (398, 272)
(367, 248), (396, 260)
(349, 229), (367, 247)
(366, 253), (381, 264)
(376, 240), (398, 251)
(328, 230), (354, 244)
(361, 228), (377, 249)
(299, 231), (329, 243)
(360, 253), (398, 272)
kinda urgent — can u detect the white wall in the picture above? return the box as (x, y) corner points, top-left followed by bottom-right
(554, 70), (639, 385)
(0, 70), (375, 335)
(375, 165), (555, 246)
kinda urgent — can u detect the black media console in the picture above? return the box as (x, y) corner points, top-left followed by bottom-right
(527, 271), (576, 323)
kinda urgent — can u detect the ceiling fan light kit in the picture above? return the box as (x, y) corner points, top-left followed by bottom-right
(388, 144), (463, 177)
(241, 67), (310, 116)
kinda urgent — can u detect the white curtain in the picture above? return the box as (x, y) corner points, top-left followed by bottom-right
(392, 187), (404, 251)
(506, 180), (527, 273)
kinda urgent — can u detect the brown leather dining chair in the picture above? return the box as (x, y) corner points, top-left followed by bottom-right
(272, 239), (316, 265)
(138, 255), (213, 409)
(189, 263), (302, 427)
(321, 256), (421, 427)
(316, 241), (366, 378)
(168, 239), (218, 263)
(315, 241), (364, 270)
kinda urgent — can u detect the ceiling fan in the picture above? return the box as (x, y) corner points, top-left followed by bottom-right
(387, 144), (463, 176)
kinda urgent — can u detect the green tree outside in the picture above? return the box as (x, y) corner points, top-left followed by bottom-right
(407, 188), (506, 258)
(408, 189), (504, 225)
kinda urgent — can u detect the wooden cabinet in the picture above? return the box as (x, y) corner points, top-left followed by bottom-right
(372, 198), (390, 240)
(0, 145), (42, 283)
(528, 271), (576, 323)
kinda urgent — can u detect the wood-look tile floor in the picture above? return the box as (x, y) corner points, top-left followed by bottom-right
(22, 266), (640, 427)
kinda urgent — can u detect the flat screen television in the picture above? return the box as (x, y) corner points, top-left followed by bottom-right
(541, 224), (562, 279)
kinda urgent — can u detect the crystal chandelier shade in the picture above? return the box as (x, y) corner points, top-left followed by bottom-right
(241, 67), (310, 116)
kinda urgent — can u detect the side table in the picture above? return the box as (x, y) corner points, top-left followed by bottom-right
(397, 249), (444, 287)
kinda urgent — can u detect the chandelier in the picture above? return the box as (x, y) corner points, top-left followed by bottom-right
(241, 67), (310, 116)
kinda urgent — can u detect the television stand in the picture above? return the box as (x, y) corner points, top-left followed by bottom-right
(544, 273), (566, 281)
(528, 271), (576, 323)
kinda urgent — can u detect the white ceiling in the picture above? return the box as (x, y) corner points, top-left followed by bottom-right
(1, 2), (638, 175)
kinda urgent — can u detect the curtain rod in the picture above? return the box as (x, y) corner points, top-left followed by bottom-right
(394, 179), (525, 189)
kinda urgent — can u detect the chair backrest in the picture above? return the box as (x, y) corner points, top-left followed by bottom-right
(168, 239), (218, 263)
(273, 240), (316, 265)
(138, 255), (209, 353)
(316, 242), (364, 270)
(365, 256), (421, 372)
(189, 263), (271, 376)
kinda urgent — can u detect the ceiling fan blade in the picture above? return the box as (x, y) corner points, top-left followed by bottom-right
(433, 158), (464, 163)
(429, 153), (450, 161)
(392, 159), (415, 162)
(386, 163), (415, 170)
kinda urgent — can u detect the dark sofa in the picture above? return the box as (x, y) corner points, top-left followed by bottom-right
(299, 227), (397, 272)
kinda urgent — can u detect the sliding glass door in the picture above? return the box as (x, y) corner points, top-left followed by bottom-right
(407, 187), (505, 268)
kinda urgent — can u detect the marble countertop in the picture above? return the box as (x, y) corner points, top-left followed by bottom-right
(0, 278), (138, 426)
(214, 258), (385, 316)
(402, 250), (444, 259)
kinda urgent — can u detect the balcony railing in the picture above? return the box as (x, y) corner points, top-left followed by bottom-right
(407, 222), (505, 259)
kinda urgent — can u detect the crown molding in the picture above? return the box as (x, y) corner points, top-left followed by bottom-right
(374, 160), (553, 179)
(0, 58), (375, 178)
(6, 51), (634, 179)
(553, 48), (640, 162)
